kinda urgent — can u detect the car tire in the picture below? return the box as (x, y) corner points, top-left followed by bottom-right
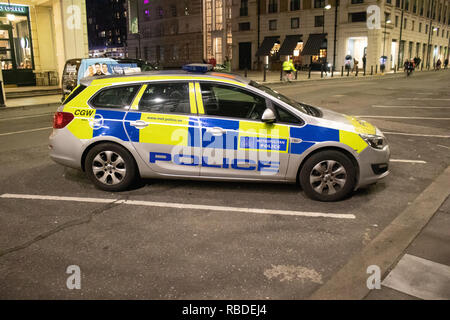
(299, 150), (356, 202)
(85, 143), (137, 192)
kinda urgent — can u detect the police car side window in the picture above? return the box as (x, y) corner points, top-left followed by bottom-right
(91, 85), (140, 109)
(138, 83), (191, 114)
(275, 104), (304, 125)
(200, 83), (266, 120)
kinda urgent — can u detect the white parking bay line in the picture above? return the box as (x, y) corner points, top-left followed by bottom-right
(372, 105), (450, 109)
(355, 116), (450, 120)
(0, 127), (52, 136)
(390, 159), (427, 164)
(0, 193), (356, 220)
(398, 98), (450, 101)
(384, 132), (450, 138)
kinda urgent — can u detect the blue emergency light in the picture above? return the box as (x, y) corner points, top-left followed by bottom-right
(182, 64), (213, 73)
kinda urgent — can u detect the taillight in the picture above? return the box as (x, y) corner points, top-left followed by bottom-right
(53, 112), (74, 129)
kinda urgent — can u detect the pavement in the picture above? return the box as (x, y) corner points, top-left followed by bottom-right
(0, 70), (449, 299)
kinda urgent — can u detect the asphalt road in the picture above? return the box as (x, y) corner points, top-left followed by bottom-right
(0, 71), (449, 299)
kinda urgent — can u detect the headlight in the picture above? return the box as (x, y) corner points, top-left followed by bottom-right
(360, 134), (387, 149)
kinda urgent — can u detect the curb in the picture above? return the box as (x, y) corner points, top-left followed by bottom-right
(308, 166), (450, 300)
(0, 103), (60, 113)
(241, 69), (449, 85)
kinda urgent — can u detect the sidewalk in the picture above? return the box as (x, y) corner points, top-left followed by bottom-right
(235, 67), (446, 84)
(0, 95), (61, 112)
(366, 196), (450, 300)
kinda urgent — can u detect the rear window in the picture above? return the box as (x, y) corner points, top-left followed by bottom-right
(63, 85), (86, 105)
(90, 85), (141, 109)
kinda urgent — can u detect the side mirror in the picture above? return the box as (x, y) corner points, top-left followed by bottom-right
(261, 108), (276, 123)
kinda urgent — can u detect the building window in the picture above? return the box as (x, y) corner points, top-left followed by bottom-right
(351, 0), (364, 4)
(239, 22), (250, 31)
(269, 19), (277, 30)
(290, 0), (300, 11)
(240, 0), (248, 16)
(268, 0), (278, 13)
(425, 24), (428, 34)
(413, 0), (417, 13)
(386, 0), (391, 4)
(157, 6), (163, 19)
(404, 18), (407, 29)
(314, 0), (325, 8)
(291, 17), (300, 29)
(395, 15), (398, 27)
(170, 4), (177, 17)
(405, 0), (409, 11)
(411, 20), (415, 31)
(395, 0), (400, 7)
(315, 15), (324, 27)
(349, 12), (367, 22)
(419, 22), (422, 32)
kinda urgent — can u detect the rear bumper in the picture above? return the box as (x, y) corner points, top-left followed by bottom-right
(49, 128), (84, 170)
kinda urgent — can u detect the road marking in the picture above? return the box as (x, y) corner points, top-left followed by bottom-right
(356, 115), (450, 120)
(0, 127), (52, 136)
(0, 193), (356, 220)
(390, 159), (427, 164)
(372, 105), (450, 109)
(383, 132), (450, 138)
(398, 98), (450, 101)
(0, 113), (53, 121)
(382, 254), (450, 300)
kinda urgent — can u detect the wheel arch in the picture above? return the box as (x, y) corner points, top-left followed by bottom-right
(295, 145), (360, 186)
(80, 139), (141, 178)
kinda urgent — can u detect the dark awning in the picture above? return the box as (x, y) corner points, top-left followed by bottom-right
(256, 36), (280, 56)
(301, 33), (326, 56)
(279, 35), (302, 55)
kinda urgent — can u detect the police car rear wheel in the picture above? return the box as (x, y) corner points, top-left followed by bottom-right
(85, 143), (137, 191)
(299, 150), (356, 202)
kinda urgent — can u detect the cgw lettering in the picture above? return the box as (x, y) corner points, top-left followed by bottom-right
(74, 110), (95, 117)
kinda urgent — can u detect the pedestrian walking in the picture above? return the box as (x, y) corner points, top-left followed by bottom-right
(444, 58), (449, 69)
(436, 59), (442, 71)
(282, 57), (296, 82)
(362, 54), (367, 72)
(352, 58), (359, 74)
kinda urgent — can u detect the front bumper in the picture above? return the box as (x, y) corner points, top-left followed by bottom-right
(357, 144), (391, 188)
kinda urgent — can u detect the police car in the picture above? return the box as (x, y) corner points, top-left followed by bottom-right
(49, 64), (390, 201)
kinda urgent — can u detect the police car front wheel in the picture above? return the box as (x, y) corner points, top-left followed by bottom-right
(299, 150), (356, 202)
(85, 143), (137, 192)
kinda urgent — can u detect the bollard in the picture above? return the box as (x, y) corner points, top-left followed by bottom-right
(394, 64), (396, 73)
(331, 67), (334, 77)
(341, 66), (344, 77)
(263, 67), (267, 82)
(0, 81), (5, 107)
(355, 68), (358, 77)
(295, 70), (298, 80)
(280, 69), (283, 81)
(308, 67), (311, 79)
(244, 68), (248, 78)
(363, 66), (366, 76)
(321, 64), (324, 78)
(371, 66), (373, 75)
(375, 65), (378, 74)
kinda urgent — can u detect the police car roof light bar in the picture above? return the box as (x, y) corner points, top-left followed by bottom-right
(182, 64), (213, 73)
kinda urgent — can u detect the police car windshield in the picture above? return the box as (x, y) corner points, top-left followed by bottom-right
(249, 81), (309, 115)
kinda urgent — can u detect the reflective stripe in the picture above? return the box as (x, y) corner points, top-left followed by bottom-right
(195, 82), (205, 114)
(189, 82), (198, 114)
(91, 76), (246, 87)
(339, 130), (368, 153)
(130, 85), (147, 110)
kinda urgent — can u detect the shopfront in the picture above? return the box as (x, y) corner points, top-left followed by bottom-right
(0, 3), (35, 85)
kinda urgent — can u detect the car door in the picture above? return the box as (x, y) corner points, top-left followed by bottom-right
(124, 81), (201, 176)
(195, 82), (290, 180)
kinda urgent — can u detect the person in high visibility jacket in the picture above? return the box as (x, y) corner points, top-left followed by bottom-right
(282, 58), (296, 82)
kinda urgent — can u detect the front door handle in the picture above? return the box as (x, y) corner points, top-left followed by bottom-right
(130, 120), (149, 129)
(206, 127), (225, 136)
(291, 138), (303, 144)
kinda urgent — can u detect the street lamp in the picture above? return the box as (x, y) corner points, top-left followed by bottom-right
(323, 4), (331, 34)
(382, 19), (391, 59)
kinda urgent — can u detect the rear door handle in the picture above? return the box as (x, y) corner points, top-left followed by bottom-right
(206, 127), (225, 136)
(130, 120), (149, 129)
